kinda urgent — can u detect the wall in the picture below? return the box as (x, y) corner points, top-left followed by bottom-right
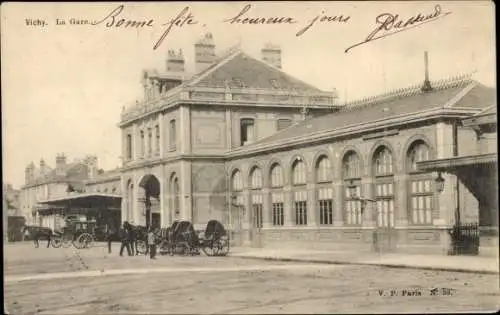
(191, 162), (227, 228)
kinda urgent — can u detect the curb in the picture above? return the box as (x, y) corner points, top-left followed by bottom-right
(232, 254), (499, 275)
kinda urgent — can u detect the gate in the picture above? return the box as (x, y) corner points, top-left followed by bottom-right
(448, 223), (479, 255)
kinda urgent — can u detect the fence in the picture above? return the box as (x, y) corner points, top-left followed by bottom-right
(448, 223), (480, 255)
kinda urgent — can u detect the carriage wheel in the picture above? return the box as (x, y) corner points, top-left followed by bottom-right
(76, 233), (93, 249)
(217, 237), (230, 256)
(51, 236), (63, 248)
(137, 240), (147, 255)
(201, 241), (217, 257)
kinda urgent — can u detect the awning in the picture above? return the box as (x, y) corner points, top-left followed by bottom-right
(417, 153), (497, 206)
(36, 193), (122, 209)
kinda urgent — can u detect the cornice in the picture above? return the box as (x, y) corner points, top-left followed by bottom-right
(226, 108), (480, 159)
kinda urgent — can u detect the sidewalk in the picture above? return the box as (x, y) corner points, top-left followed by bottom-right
(230, 247), (499, 274)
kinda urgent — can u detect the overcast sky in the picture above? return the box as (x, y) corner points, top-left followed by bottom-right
(2, 1), (496, 188)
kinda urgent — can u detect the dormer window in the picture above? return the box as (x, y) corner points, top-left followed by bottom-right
(270, 79), (280, 89)
(233, 78), (245, 88)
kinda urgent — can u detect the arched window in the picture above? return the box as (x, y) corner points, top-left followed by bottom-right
(374, 147), (393, 175)
(373, 146), (395, 228)
(292, 159), (307, 225)
(407, 141), (433, 225)
(230, 169), (244, 229)
(270, 164), (284, 226)
(316, 156), (332, 183)
(316, 155), (333, 225)
(112, 187), (117, 194)
(250, 167), (263, 189)
(270, 164), (283, 188)
(343, 151), (362, 225)
(231, 170), (243, 192)
(250, 167), (263, 228)
(292, 159), (306, 185)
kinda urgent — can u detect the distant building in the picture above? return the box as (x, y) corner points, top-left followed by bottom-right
(20, 154), (101, 229)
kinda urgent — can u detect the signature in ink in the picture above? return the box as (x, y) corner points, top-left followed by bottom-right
(91, 5), (197, 50)
(345, 5), (452, 53)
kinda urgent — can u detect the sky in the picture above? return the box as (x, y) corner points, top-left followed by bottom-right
(1, 1), (496, 189)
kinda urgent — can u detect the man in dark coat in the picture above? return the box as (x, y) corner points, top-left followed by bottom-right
(119, 223), (132, 256)
(106, 223), (116, 254)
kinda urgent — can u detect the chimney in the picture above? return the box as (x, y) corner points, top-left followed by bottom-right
(166, 49), (185, 72)
(39, 159), (47, 176)
(84, 155), (98, 179)
(55, 153), (67, 176)
(421, 51), (433, 92)
(194, 33), (216, 73)
(24, 163), (35, 184)
(261, 43), (282, 69)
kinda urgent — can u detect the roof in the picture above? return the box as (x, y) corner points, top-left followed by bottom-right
(241, 79), (494, 148)
(189, 50), (324, 92)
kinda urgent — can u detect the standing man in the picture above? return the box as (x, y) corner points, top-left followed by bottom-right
(147, 228), (156, 259)
(106, 223), (116, 254)
(119, 223), (132, 256)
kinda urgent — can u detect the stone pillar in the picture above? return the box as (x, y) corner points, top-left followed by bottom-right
(283, 186), (293, 226)
(132, 124), (138, 160)
(136, 188), (146, 226)
(160, 174), (167, 227)
(333, 180), (344, 227)
(394, 173), (408, 227)
(159, 113), (164, 157)
(307, 183), (317, 226)
(242, 189), (251, 245)
(120, 176), (128, 223)
(361, 177), (375, 227)
(435, 121), (455, 226)
(262, 188), (271, 228)
(180, 161), (192, 221)
(225, 109), (232, 150)
(179, 106), (191, 154)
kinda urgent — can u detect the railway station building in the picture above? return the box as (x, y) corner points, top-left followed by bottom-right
(118, 33), (497, 255)
(22, 33), (497, 255)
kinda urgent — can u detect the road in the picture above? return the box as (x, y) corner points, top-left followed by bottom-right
(4, 242), (500, 314)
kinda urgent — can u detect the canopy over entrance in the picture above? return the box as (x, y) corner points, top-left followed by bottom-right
(417, 153), (497, 205)
(37, 193), (122, 210)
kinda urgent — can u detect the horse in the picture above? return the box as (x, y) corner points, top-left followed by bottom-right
(124, 222), (147, 255)
(21, 225), (54, 248)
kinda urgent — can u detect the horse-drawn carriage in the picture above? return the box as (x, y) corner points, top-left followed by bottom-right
(158, 220), (230, 256)
(51, 217), (96, 249)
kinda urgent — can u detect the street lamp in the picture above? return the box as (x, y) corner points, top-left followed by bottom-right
(347, 179), (375, 214)
(435, 172), (445, 194)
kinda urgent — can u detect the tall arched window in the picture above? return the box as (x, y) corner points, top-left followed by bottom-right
(342, 151), (362, 225)
(292, 159), (307, 225)
(316, 156), (333, 225)
(270, 164), (284, 226)
(231, 170), (244, 229)
(250, 167), (263, 228)
(173, 177), (180, 216)
(373, 146), (395, 228)
(407, 141), (433, 225)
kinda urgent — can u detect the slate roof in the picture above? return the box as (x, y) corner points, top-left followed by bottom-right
(189, 51), (324, 92)
(245, 80), (495, 147)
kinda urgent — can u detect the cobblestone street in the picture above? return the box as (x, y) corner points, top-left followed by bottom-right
(4, 243), (500, 314)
